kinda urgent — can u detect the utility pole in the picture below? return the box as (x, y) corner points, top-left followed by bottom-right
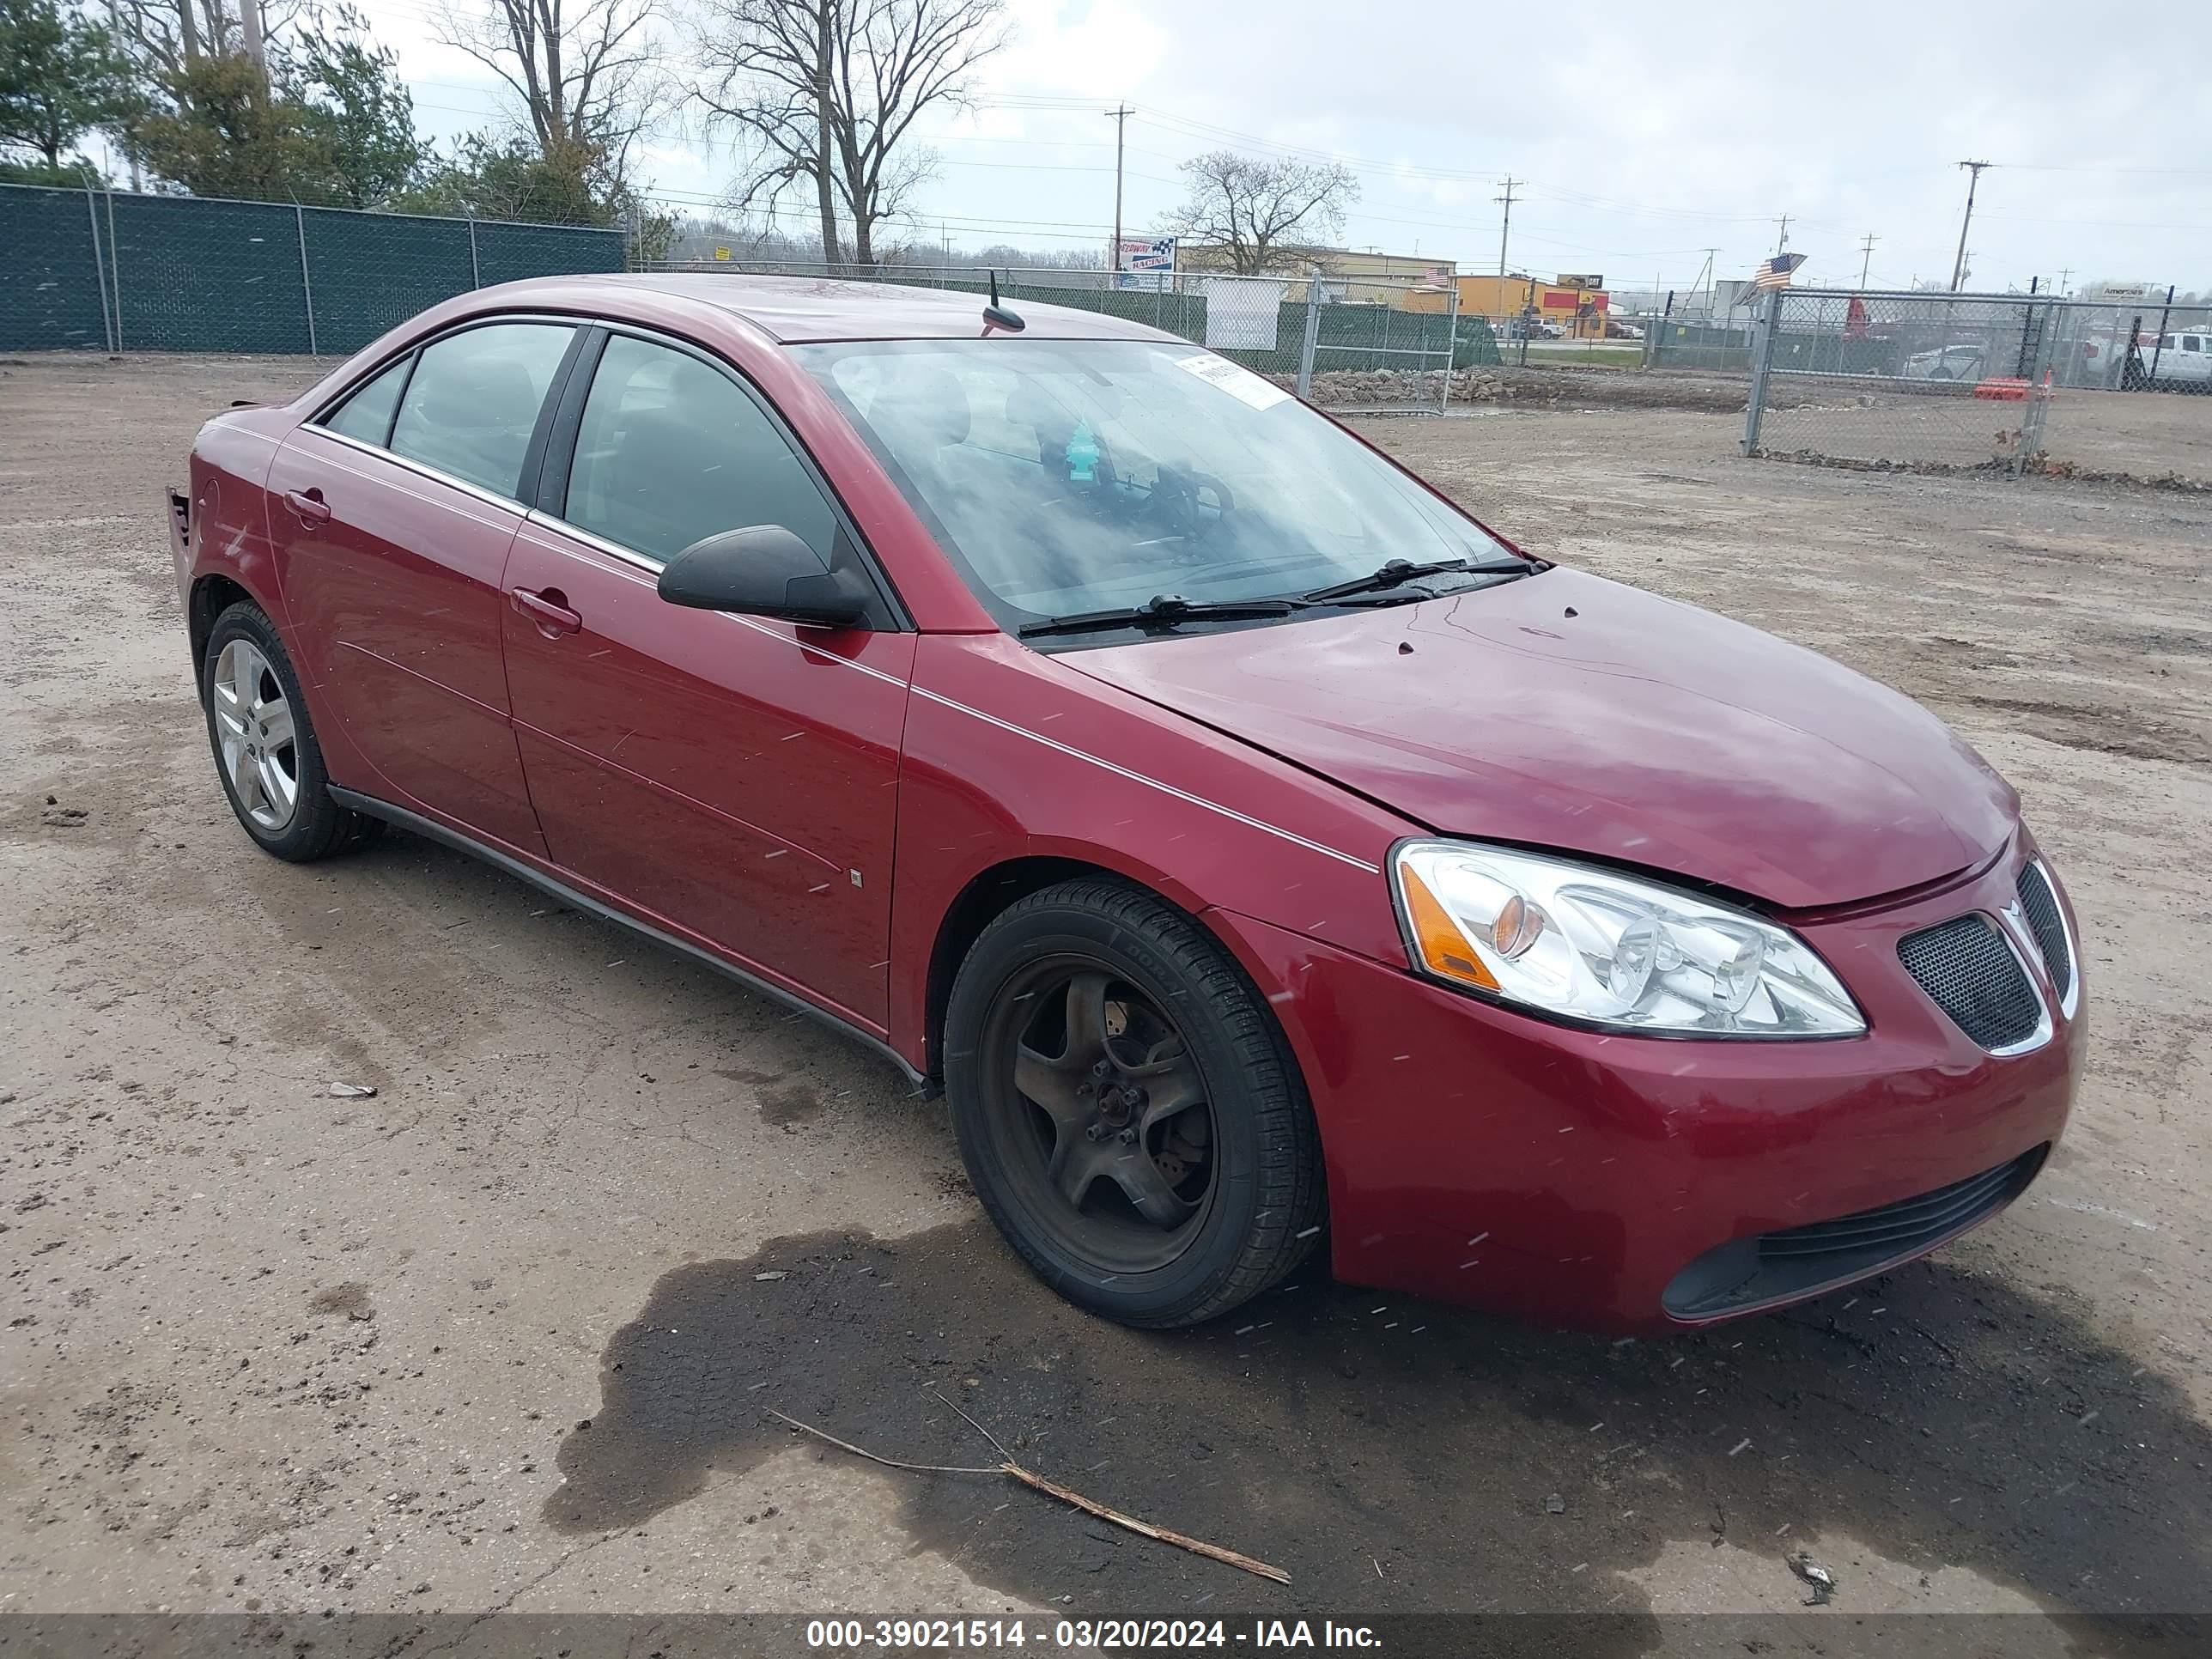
(1698, 246), (1717, 316)
(1950, 160), (1990, 292)
(1775, 215), (1790, 252)
(1495, 177), (1521, 278)
(2057, 267), (2072, 296)
(1858, 233), (1878, 289)
(1105, 105), (1133, 273)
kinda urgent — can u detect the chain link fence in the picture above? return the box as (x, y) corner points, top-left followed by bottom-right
(2045, 297), (2212, 395)
(641, 260), (1499, 415)
(0, 203), (1498, 416)
(1739, 287), (2212, 484)
(0, 198), (1503, 419)
(1741, 289), (2059, 473)
(0, 181), (626, 356)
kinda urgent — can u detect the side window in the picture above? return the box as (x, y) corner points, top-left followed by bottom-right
(322, 356), (411, 447)
(562, 333), (839, 564)
(389, 322), (575, 498)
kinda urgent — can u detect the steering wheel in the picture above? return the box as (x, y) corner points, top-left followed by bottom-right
(1139, 466), (1236, 546)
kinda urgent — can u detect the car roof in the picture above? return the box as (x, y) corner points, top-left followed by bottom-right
(551, 271), (1183, 344)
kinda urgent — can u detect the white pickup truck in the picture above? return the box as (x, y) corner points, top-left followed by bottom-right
(2080, 326), (2212, 388)
(2140, 329), (2212, 386)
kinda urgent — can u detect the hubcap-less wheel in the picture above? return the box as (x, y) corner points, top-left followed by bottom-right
(211, 638), (300, 832)
(981, 958), (1218, 1274)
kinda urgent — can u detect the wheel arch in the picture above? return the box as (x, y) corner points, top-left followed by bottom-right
(924, 856), (1111, 1087)
(188, 573), (259, 679)
(920, 853), (1284, 1093)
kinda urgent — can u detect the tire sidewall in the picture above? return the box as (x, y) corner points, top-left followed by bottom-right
(202, 603), (336, 861)
(946, 896), (1282, 1325)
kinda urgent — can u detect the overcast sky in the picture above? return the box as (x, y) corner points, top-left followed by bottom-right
(362, 0), (2210, 295)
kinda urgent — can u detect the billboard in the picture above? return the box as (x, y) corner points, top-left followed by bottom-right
(1115, 234), (1177, 291)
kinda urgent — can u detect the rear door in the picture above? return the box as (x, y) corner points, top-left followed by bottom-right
(270, 319), (580, 854)
(501, 326), (914, 1032)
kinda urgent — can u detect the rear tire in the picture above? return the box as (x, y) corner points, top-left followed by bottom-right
(945, 878), (1325, 1328)
(201, 600), (383, 863)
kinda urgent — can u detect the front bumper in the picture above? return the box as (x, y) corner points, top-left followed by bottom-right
(1207, 845), (2082, 1332)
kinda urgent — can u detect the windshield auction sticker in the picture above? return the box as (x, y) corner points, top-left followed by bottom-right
(1174, 351), (1294, 410)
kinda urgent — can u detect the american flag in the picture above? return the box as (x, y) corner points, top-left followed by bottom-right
(1752, 252), (1809, 290)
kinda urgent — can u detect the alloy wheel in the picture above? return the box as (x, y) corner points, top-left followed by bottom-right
(211, 638), (300, 832)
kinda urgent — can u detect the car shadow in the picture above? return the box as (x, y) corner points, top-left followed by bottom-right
(543, 1218), (2211, 1643)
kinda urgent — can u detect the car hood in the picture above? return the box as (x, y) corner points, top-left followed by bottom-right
(1063, 567), (2017, 909)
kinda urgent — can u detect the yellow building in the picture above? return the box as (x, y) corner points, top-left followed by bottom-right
(1410, 272), (1613, 337)
(1174, 245), (1455, 307)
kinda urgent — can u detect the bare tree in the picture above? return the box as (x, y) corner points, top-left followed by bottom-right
(114, 0), (304, 78)
(435, 0), (669, 189)
(1162, 149), (1358, 275)
(690, 0), (844, 263)
(695, 0), (1007, 268)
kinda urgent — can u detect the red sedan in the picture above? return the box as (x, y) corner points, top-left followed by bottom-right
(170, 275), (2082, 1331)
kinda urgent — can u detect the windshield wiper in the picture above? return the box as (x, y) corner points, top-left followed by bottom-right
(1017, 592), (1307, 640)
(1301, 556), (1536, 604)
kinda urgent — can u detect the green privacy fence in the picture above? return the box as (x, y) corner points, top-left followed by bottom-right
(0, 182), (626, 355)
(750, 266), (1504, 379)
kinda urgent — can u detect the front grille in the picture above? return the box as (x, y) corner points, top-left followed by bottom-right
(1899, 914), (2042, 1049)
(2015, 864), (2073, 1001)
(1663, 1146), (2048, 1318)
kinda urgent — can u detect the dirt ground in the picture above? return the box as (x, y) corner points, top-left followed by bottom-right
(1328, 366), (2212, 489)
(4, 355), (2210, 1644)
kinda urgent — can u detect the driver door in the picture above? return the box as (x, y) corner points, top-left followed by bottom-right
(501, 327), (914, 1032)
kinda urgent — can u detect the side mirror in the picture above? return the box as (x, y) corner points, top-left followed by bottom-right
(657, 526), (871, 629)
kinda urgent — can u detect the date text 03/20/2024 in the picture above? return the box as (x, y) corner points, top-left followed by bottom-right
(804, 1619), (1383, 1649)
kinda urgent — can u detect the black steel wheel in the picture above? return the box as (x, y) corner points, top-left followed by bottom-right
(945, 877), (1324, 1327)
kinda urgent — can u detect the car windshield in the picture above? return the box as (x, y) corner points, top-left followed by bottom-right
(793, 338), (1518, 639)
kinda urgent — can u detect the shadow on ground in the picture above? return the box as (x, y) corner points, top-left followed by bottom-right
(544, 1220), (2209, 1639)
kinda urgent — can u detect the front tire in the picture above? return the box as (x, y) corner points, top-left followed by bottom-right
(201, 600), (382, 862)
(945, 878), (1325, 1328)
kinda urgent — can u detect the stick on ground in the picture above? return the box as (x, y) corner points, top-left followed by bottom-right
(769, 1406), (1291, 1585)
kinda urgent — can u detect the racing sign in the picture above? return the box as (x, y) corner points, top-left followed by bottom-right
(1115, 235), (1176, 291)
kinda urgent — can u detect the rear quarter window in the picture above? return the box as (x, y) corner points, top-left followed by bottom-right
(322, 356), (411, 447)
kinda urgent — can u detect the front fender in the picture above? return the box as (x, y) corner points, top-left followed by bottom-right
(886, 632), (1415, 1073)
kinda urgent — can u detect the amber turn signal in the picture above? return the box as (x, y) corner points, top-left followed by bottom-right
(1399, 864), (1500, 990)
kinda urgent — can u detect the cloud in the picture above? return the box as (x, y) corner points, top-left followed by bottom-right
(368, 0), (2209, 286)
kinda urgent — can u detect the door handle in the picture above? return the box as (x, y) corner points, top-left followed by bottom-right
(283, 488), (332, 526)
(511, 586), (582, 636)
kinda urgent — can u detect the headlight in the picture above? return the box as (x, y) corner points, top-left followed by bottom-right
(1390, 840), (1865, 1037)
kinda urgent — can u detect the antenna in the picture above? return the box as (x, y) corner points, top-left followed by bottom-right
(983, 270), (1025, 333)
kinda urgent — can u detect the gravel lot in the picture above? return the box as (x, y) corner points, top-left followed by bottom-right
(4, 354), (2209, 1638)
